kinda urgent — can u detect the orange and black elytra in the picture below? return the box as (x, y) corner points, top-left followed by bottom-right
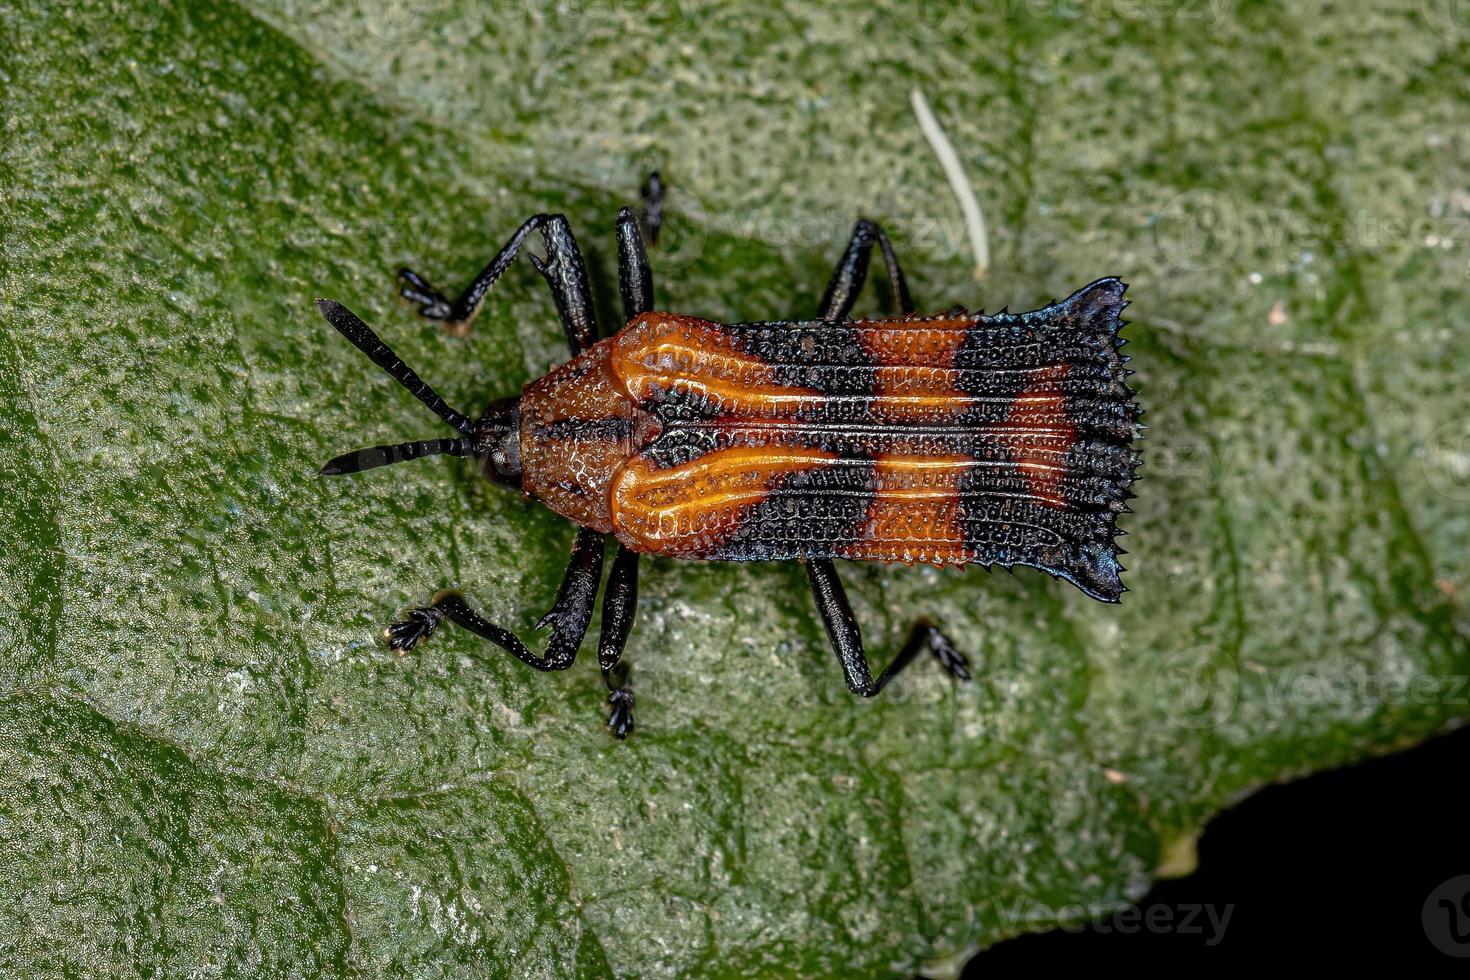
(318, 185), (1142, 739)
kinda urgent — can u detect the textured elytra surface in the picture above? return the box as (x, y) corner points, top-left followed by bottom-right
(598, 283), (1138, 599)
(3, 0), (1470, 977)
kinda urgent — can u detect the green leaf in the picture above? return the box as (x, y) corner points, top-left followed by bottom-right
(3, 0), (1468, 974)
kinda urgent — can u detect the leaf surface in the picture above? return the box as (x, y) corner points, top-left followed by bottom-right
(3, 1), (1467, 975)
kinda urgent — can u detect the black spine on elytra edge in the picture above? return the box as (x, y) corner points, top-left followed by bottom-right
(320, 438), (474, 475)
(315, 299), (475, 434)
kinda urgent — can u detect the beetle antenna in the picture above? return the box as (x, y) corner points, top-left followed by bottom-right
(320, 437), (476, 476)
(316, 299), (475, 434)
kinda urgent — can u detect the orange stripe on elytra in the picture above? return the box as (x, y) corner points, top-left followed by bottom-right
(843, 452), (971, 565)
(854, 320), (970, 423)
(1001, 363), (1076, 508)
(611, 314), (825, 419)
(610, 444), (840, 555)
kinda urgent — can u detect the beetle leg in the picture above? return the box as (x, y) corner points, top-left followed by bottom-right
(398, 213), (599, 355)
(803, 559), (972, 697)
(596, 544), (640, 738)
(577, 192), (659, 738)
(817, 218), (915, 320)
(386, 527), (604, 672)
(793, 221), (954, 699)
(604, 662), (636, 740)
(533, 526), (607, 635)
(615, 205), (655, 320)
(638, 171), (664, 246)
(526, 216), (600, 355)
(397, 214), (544, 333)
(551, 192), (660, 739)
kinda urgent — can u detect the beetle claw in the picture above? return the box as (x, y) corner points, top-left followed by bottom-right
(527, 252), (552, 282)
(385, 604), (444, 652)
(928, 628), (972, 682)
(397, 267), (453, 321)
(606, 687), (636, 739)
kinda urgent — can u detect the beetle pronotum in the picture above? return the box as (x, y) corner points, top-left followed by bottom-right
(318, 188), (1142, 738)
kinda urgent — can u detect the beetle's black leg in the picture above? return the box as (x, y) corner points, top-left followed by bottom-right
(526, 216), (600, 356)
(639, 171), (664, 247)
(817, 218), (915, 320)
(803, 559), (971, 698)
(590, 202), (657, 738)
(398, 214), (544, 333)
(387, 527), (605, 672)
(616, 206), (654, 320)
(403, 196), (655, 733)
(399, 213), (599, 356)
(598, 544), (639, 738)
(534, 526), (607, 635)
(806, 220), (964, 700)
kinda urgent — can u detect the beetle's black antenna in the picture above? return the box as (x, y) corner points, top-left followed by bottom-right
(316, 299), (475, 434)
(320, 437), (475, 476)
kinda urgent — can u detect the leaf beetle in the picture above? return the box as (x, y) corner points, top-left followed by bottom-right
(318, 182), (1141, 738)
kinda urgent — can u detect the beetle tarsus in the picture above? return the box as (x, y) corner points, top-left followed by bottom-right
(639, 170), (663, 246)
(804, 560), (975, 698)
(920, 622), (972, 681)
(385, 604), (444, 652)
(396, 214), (600, 353)
(604, 660), (635, 738)
(396, 267), (454, 321)
(606, 686), (636, 739)
(818, 217), (914, 319)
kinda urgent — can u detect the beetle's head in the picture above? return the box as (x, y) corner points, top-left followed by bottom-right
(316, 299), (522, 491)
(473, 395), (521, 490)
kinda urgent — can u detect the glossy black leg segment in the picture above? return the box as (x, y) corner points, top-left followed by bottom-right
(535, 526), (607, 638)
(804, 559), (972, 698)
(398, 214), (543, 332)
(398, 213), (599, 355)
(597, 544), (639, 675)
(615, 206), (654, 320)
(598, 545), (639, 738)
(817, 218), (915, 320)
(386, 527), (605, 672)
(529, 217), (600, 356)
